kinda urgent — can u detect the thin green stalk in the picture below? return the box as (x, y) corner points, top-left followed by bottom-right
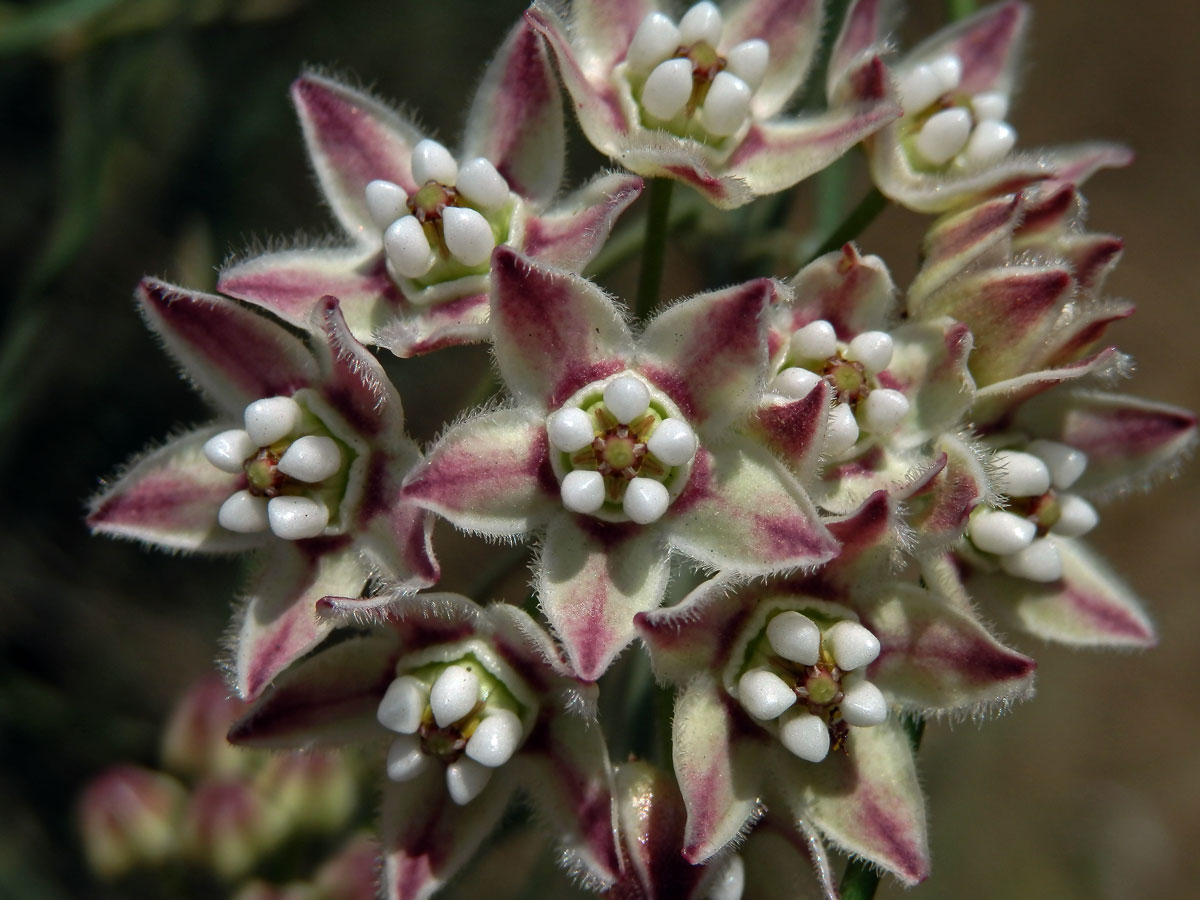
(839, 716), (926, 900)
(947, 0), (977, 20)
(635, 177), (674, 321)
(800, 186), (887, 266)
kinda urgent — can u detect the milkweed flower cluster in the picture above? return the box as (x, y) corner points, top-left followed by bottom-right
(86, 2), (1194, 899)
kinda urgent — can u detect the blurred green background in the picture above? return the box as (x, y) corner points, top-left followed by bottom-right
(0, 0), (1196, 898)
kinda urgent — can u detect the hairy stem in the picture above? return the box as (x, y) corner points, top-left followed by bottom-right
(635, 177), (674, 321)
(839, 716), (926, 900)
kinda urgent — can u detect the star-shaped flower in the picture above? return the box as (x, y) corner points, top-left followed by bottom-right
(828, 0), (1132, 212)
(88, 282), (438, 699)
(402, 247), (839, 680)
(759, 243), (987, 552)
(219, 20), (642, 357)
(528, 0), (900, 208)
(636, 490), (1037, 883)
(228, 593), (620, 900)
(907, 184), (1196, 647)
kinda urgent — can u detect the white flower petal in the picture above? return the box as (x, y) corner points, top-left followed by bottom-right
(737, 668), (797, 721)
(623, 477), (669, 524)
(546, 407), (595, 453)
(1051, 494), (1099, 538)
(825, 621), (880, 671)
(386, 734), (432, 782)
(678, 1), (722, 46)
(442, 205), (496, 267)
(445, 758), (493, 806)
(377, 675), (427, 735)
(384, 215), (435, 279)
(971, 91), (1009, 122)
(861, 388), (910, 434)
(772, 367), (823, 398)
(410, 138), (457, 185)
(218, 490), (269, 533)
(766, 610), (821, 665)
(826, 403), (860, 455)
(701, 71), (751, 137)
(1027, 439), (1088, 490)
(429, 664), (480, 728)
(779, 711), (829, 762)
(915, 108), (972, 166)
(203, 429), (255, 474)
(642, 58), (694, 121)
(968, 510), (1037, 556)
(646, 418), (697, 467)
(455, 157), (509, 210)
(992, 450), (1051, 498)
(243, 396), (302, 446)
(365, 179), (409, 230)
(964, 120), (1017, 166)
(846, 330), (894, 374)
(999, 537), (1063, 582)
(277, 435), (341, 484)
(627, 11), (681, 72)
(840, 679), (888, 727)
(266, 495), (329, 540)
(725, 39), (769, 90)
(465, 709), (523, 768)
(603, 375), (650, 424)
(790, 320), (837, 361)
(561, 469), (606, 514)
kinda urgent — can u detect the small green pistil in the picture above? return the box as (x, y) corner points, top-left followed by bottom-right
(410, 182), (456, 222)
(824, 358), (867, 404)
(245, 444), (288, 496)
(806, 670), (840, 706)
(603, 437), (637, 470)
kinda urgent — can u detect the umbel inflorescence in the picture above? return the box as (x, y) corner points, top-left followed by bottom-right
(85, 2), (1195, 899)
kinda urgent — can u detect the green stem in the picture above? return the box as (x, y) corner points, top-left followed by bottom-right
(635, 177), (674, 321)
(800, 186), (887, 267)
(947, 0), (977, 20)
(839, 716), (926, 900)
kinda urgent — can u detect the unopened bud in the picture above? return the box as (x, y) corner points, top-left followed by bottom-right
(78, 766), (186, 879)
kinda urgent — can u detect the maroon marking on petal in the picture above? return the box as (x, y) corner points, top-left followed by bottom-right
(356, 453), (392, 526)
(852, 792), (929, 884)
(1050, 304), (1134, 365)
(874, 370), (903, 391)
(220, 254), (402, 322)
(573, 515), (639, 551)
(88, 471), (241, 532)
(848, 55), (889, 101)
(754, 389), (827, 461)
(940, 321), (973, 373)
(637, 363), (697, 421)
(1070, 237), (1124, 291)
(669, 448), (713, 515)
(316, 296), (392, 439)
(139, 280), (313, 401)
(567, 583), (621, 682)
(834, 0), (883, 74)
(402, 510), (440, 586)
(663, 164), (729, 203)
(871, 620), (1036, 687)
(954, 2), (1025, 95)
(487, 28), (553, 196)
(909, 455), (983, 535)
(823, 445), (885, 483)
(293, 77), (415, 194)
(1062, 585), (1155, 644)
(1064, 406), (1199, 465)
(548, 361), (627, 412)
(933, 194), (1021, 260)
(828, 491), (890, 551)
(1017, 183), (1075, 236)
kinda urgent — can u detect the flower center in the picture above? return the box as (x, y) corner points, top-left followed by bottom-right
(966, 441), (1097, 582)
(203, 394), (353, 541)
(734, 607), (887, 763)
(376, 655), (530, 807)
(624, 2), (770, 141)
(896, 53), (1018, 170)
(365, 139), (515, 300)
(771, 319), (910, 457)
(546, 373), (698, 525)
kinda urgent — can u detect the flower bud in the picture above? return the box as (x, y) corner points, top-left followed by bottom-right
(161, 675), (250, 778)
(254, 751), (357, 833)
(78, 766), (186, 879)
(184, 778), (284, 880)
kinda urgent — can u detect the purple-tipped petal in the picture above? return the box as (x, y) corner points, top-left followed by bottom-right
(724, 0), (823, 118)
(780, 245), (895, 346)
(375, 291), (492, 358)
(749, 382), (831, 484)
(218, 248), (401, 346)
(402, 407), (558, 537)
(862, 583), (1036, 713)
(668, 441), (839, 576)
(382, 771), (509, 900)
(971, 346), (1128, 427)
(526, 5), (630, 157)
(617, 141), (758, 209)
(827, 0), (887, 95)
(523, 171), (643, 271)
(1043, 141), (1134, 188)
(538, 514), (670, 681)
(791, 719), (929, 885)
(462, 19), (564, 206)
(136, 280), (317, 416)
(636, 577), (756, 686)
(912, 266), (1075, 387)
(510, 709), (620, 885)
(88, 427), (252, 553)
(673, 677), (764, 864)
(229, 630), (398, 747)
(724, 99), (901, 199)
(909, 194), (1023, 304)
(292, 74), (423, 237)
(1015, 391), (1198, 498)
(905, 1), (1028, 96)
(637, 279), (772, 433)
(969, 538), (1156, 648)
(233, 543), (371, 700)
(571, 0), (655, 73)
(489, 249), (634, 411)
(901, 435), (989, 554)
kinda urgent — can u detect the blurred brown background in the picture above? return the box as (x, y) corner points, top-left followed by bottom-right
(0, 1), (1196, 898)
